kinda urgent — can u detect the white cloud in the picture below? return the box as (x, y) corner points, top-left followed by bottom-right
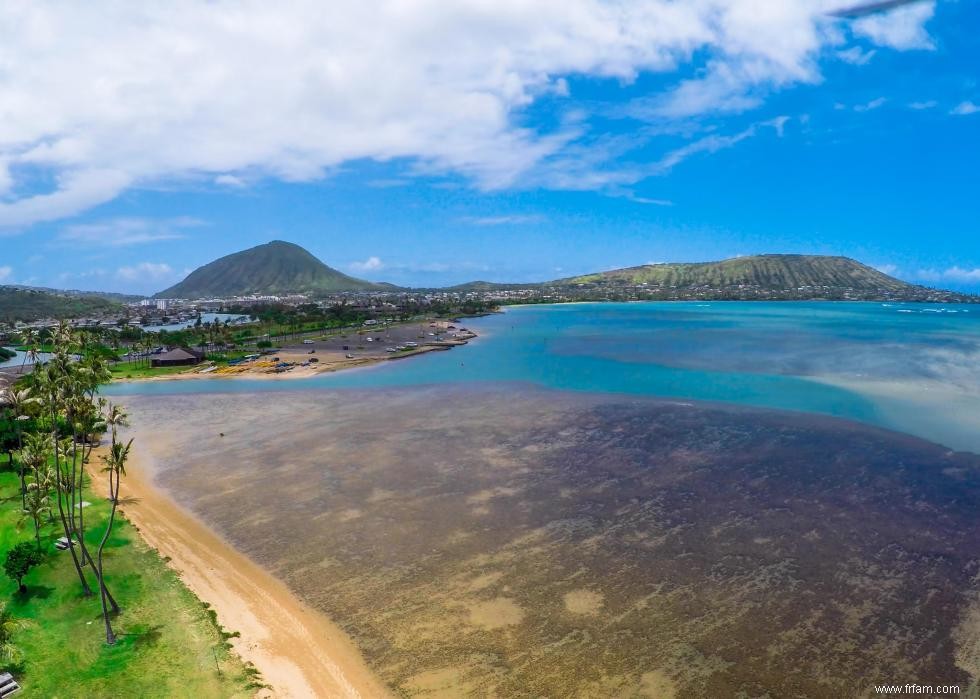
(620, 193), (674, 206)
(0, 1), (936, 227)
(908, 100), (937, 110)
(915, 266), (980, 283)
(55, 216), (203, 247)
(116, 262), (176, 282)
(853, 96), (887, 112)
(0, 169), (131, 232)
(836, 46), (876, 65)
(653, 117), (788, 173)
(852, 1), (936, 50)
(461, 215), (546, 226)
(0, 265), (12, 282)
(951, 101), (980, 116)
(214, 174), (247, 188)
(349, 256), (385, 272)
(873, 263), (898, 275)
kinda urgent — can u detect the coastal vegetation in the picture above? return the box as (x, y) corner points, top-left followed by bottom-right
(0, 287), (122, 324)
(0, 324), (255, 696)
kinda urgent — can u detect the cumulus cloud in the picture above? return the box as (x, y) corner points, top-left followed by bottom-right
(55, 216), (204, 247)
(349, 256), (385, 272)
(852, 1), (936, 49)
(0, 1), (936, 227)
(951, 101), (980, 116)
(0, 265), (12, 282)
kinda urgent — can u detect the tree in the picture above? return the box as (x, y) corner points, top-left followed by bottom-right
(95, 403), (131, 645)
(22, 481), (52, 551)
(3, 542), (44, 594)
(30, 324), (93, 596)
(0, 603), (28, 666)
(0, 408), (17, 472)
(1, 387), (39, 508)
(19, 328), (38, 369)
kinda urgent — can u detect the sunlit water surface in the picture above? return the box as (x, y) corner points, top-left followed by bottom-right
(107, 301), (980, 452)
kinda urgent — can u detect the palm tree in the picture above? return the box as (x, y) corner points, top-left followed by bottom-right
(21, 483), (51, 551)
(0, 603), (28, 666)
(95, 403), (131, 645)
(19, 328), (38, 370)
(19, 432), (53, 548)
(0, 387), (37, 508)
(32, 333), (92, 596)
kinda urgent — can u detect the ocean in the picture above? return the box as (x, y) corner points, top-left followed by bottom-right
(106, 301), (980, 696)
(106, 301), (980, 453)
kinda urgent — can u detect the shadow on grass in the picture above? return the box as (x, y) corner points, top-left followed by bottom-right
(122, 624), (164, 649)
(16, 584), (54, 602)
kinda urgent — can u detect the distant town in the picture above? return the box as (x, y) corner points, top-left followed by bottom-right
(2, 281), (974, 337)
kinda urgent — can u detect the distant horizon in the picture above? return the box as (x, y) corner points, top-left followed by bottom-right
(1, 2), (977, 294)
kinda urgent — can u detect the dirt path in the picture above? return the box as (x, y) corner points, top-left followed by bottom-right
(91, 449), (392, 699)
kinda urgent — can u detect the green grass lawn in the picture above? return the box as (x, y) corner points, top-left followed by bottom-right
(0, 468), (258, 697)
(107, 361), (193, 380)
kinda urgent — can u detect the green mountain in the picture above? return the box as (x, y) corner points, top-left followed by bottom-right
(557, 255), (913, 292)
(8, 285), (143, 304)
(0, 287), (122, 324)
(446, 255), (972, 302)
(156, 240), (387, 298)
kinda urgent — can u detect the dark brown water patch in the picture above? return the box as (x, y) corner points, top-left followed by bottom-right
(122, 388), (980, 698)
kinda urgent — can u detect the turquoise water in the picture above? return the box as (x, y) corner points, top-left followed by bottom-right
(141, 312), (249, 332)
(104, 301), (980, 450)
(0, 348), (52, 369)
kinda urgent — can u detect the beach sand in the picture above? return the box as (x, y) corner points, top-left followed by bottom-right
(118, 339), (470, 384)
(90, 445), (392, 699)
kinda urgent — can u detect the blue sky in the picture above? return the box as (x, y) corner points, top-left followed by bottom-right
(0, 1), (978, 294)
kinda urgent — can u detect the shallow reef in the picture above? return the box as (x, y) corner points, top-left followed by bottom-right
(125, 386), (980, 697)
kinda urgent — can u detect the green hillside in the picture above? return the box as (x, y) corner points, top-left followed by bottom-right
(0, 287), (122, 323)
(156, 240), (387, 298)
(558, 255), (912, 291)
(8, 285), (143, 304)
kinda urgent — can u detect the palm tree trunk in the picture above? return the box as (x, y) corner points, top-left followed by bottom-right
(51, 418), (91, 596)
(96, 468), (118, 644)
(76, 443), (120, 613)
(17, 429), (25, 509)
(54, 475), (91, 596)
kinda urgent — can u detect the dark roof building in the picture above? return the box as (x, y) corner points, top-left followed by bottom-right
(151, 347), (203, 368)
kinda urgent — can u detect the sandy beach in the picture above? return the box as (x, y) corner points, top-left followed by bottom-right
(90, 445), (392, 699)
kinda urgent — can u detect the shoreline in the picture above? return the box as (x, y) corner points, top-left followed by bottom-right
(114, 330), (478, 384)
(90, 444), (392, 699)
